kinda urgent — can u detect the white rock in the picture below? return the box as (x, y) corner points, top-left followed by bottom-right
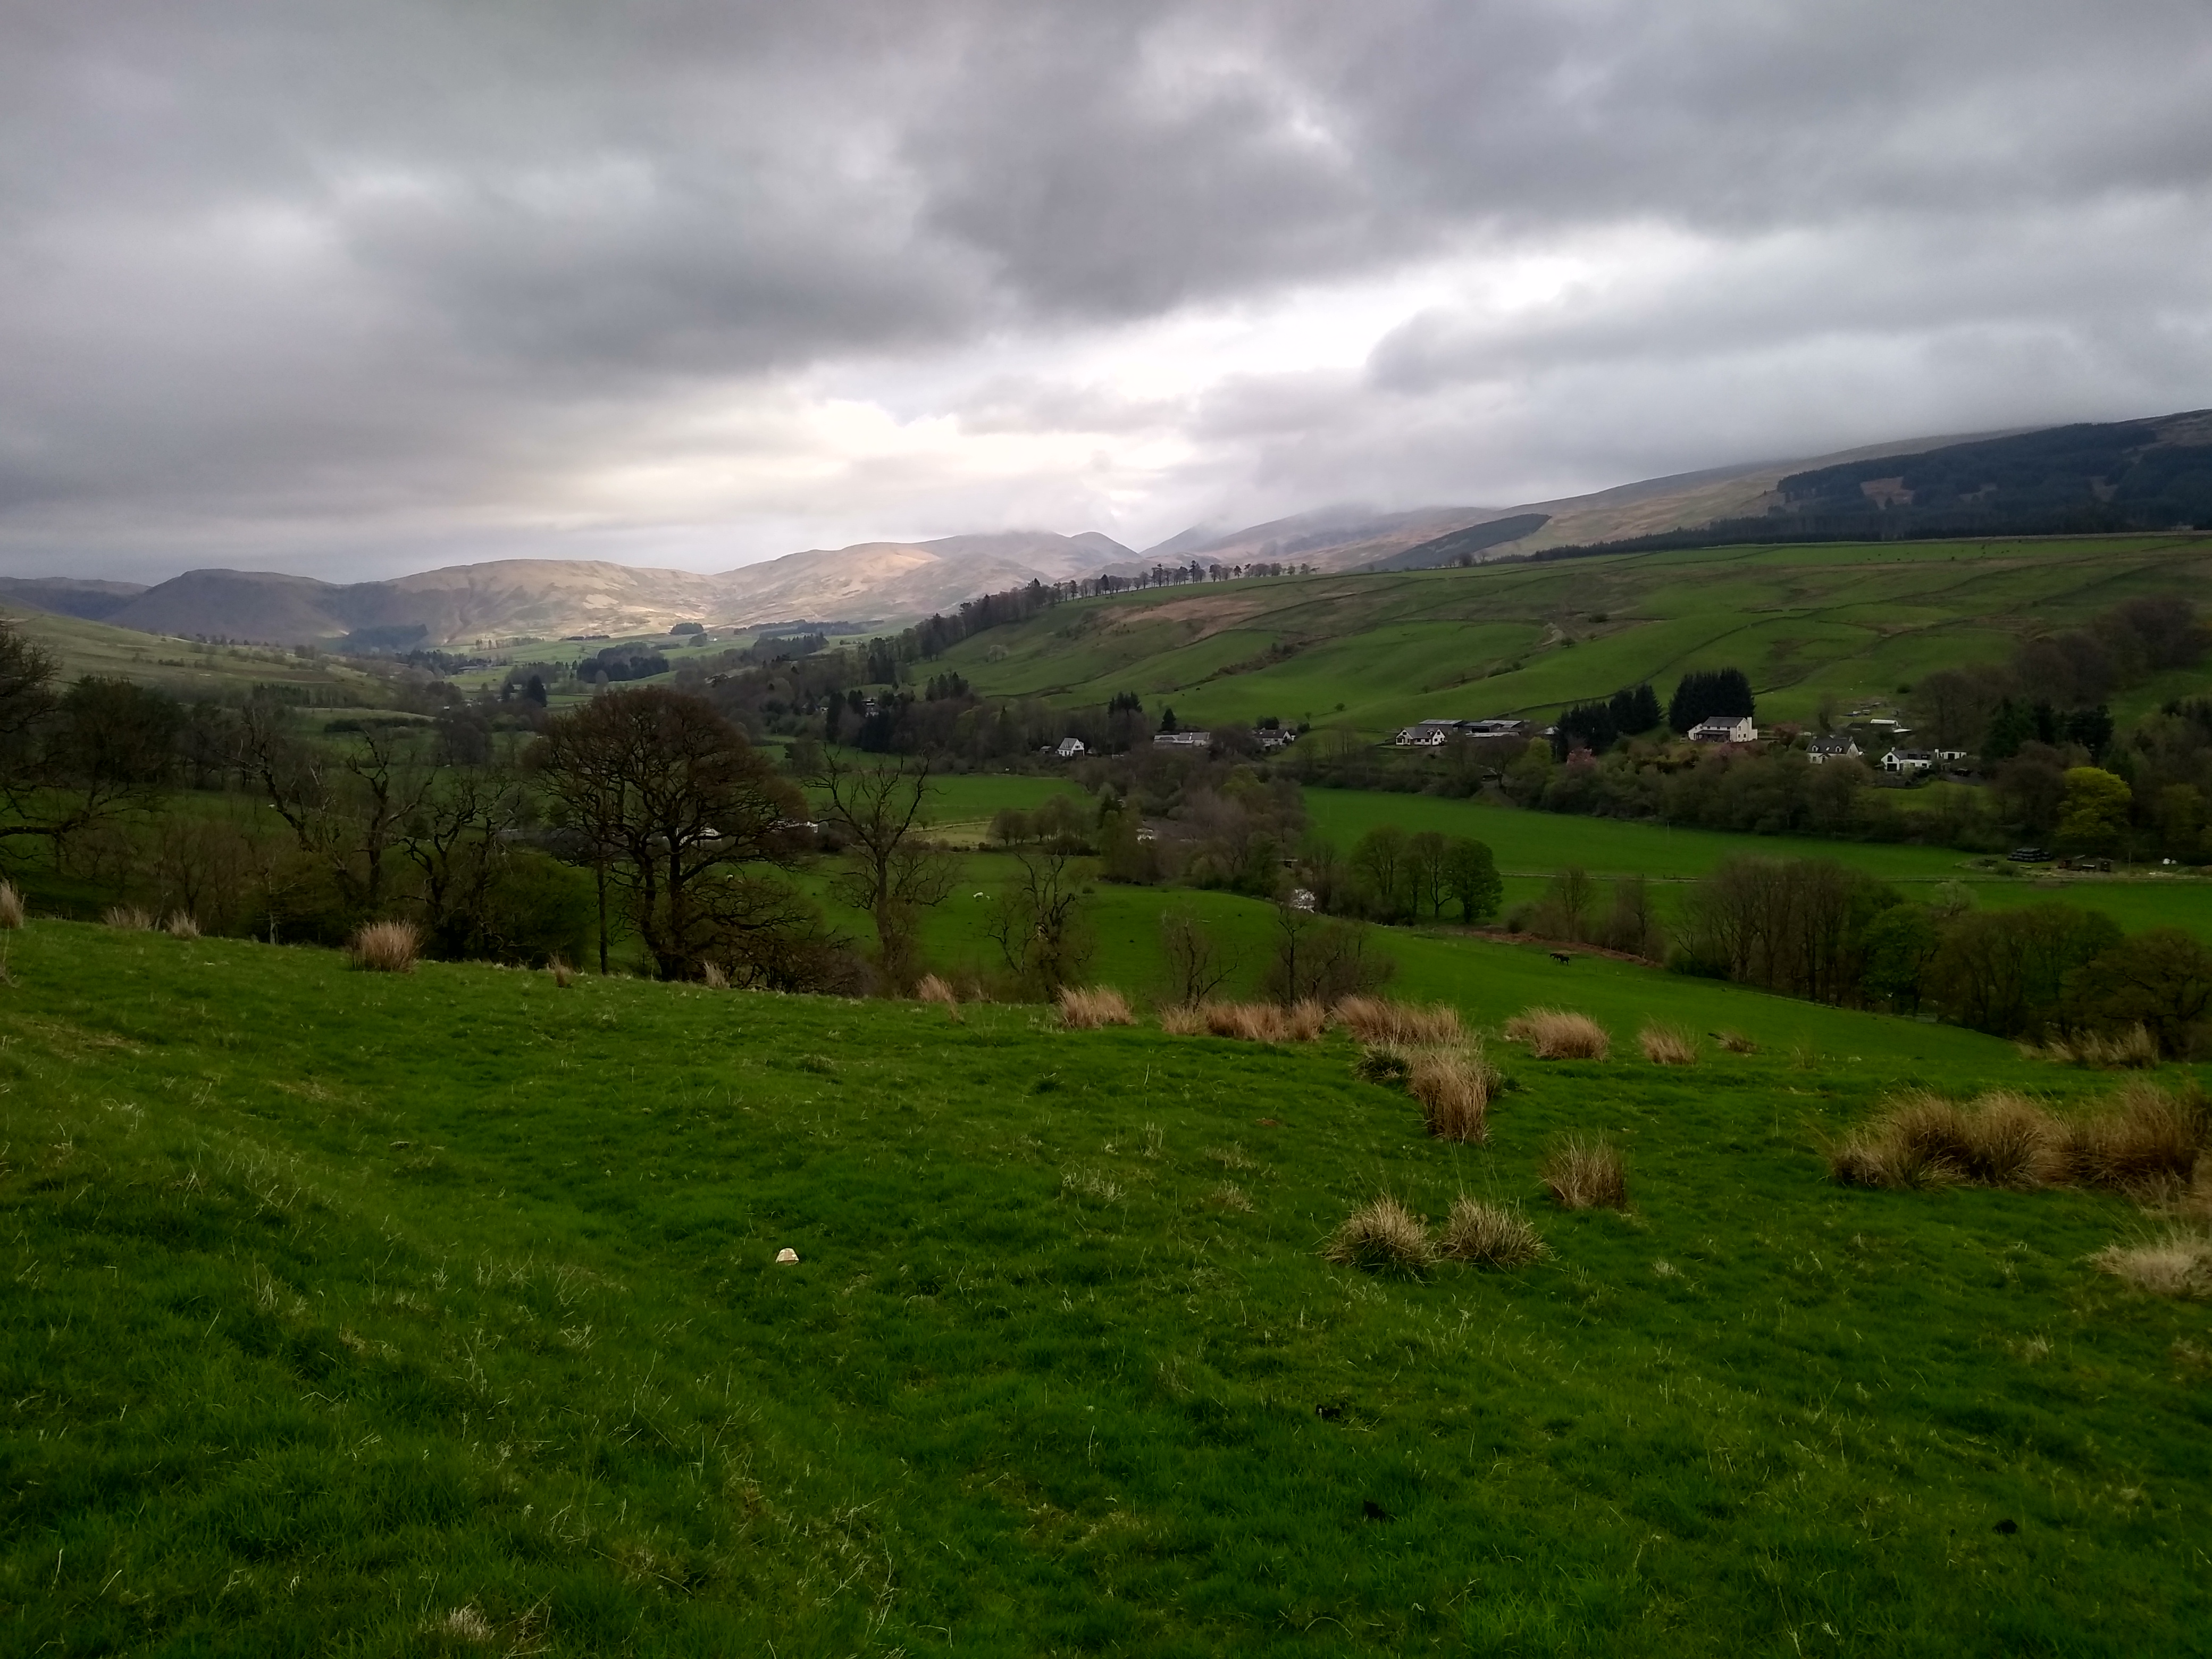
(775, 1247), (799, 1264)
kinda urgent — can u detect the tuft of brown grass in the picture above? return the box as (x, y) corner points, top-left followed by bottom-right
(1408, 1046), (1490, 1143)
(1186, 1000), (1328, 1042)
(916, 973), (963, 1021)
(103, 905), (154, 932)
(163, 911), (201, 940)
(0, 881), (22, 930)
(1333, 995), (1462, 1046)
(1505, 1007), (1610, 1060)
(1830, 1080), (2205, 1194)
(348, 918), (422, 974)
(1322, 1195), (1434, 1273)
(2020, 1024), (2159, 1069)
(699, 960), (728, 989)
(2067, 1079), (2205, 1191)
(2092, 1227), (2212, 1298)
(1713, 1029), (1758, 1054)
(547, 957), (576, 987)
(1638, 1023), (1697, 1066)
(1059, 985), (1136, 1029)
(1439, 1196), (1547, 1267)
(1541, 1133), (1629, 1210)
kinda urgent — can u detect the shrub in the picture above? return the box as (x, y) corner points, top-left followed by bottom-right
(547, 958), (577, 988)
(1333, 995), (1462, 1046)
(1505, 1007), (1610, 1060)
(1541, 1134), (1629, 1210)
(917, 974), (962, 1021)
(349, 919), (422, 974)
(1439, 1197), (1547, 1268)
(2091, 1228), (2212, 1298)
(104, 906), (154, 932)
(163, 912), (201, 941)
(1322, 1196), (1434, 1273)
(1409, 1048), (1489, 1143)
(1060, 985), (1135, 1029)
(1638, 1023), (1697, 1066)
(0, 882), (22, 930)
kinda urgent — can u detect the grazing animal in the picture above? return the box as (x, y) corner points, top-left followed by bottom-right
(1549, 951), (1572, 965)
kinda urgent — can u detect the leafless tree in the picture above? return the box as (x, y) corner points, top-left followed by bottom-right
(1160, 905), (1238, 1006)
(812, 752), (956, 990)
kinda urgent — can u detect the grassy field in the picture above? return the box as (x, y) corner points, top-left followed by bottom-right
(928, 534), (2212, 736)
(0, 606), (386, 705)
(5, 923), (2206, 1654)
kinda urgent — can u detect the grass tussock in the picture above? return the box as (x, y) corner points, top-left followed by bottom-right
(1408, 1046), (1490, 1143)
(1182, 999), (1327, 1042)
(1830, 1080), (2206, 1193)
(1542, 1134), (1630, 1210)
(1322, 1195), (1434, 1274)
(103, 905), (154, 932)
(2019, 1025), (2159, 1069)
(1714, 1029), (1758, 1054)
(916, 973), (963, 1021)
(0, 881), (22, 930)
(547, 957), (576, 988)
(163, 911), (200, 940)
(1439, 1197), (1547, 1268)
(2092, 1227), (2212, 1298)
(699, 960), (728, 989)
(1333, 995), (1462, 1046)
(348, 919), (422, 975)
(1638, 1023), (1698, 1066)
(1059, 985), (1136, 1029)
(1505, 1007), (1610, 1060)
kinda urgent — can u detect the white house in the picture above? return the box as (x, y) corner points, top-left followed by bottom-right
(1153, 730), (1210, 749)
(1394, 719), (1457, 747)
(1807, 735), (1862, 765)
(1688, 715), (1758, 744)
(1881, 748), (1934, 775)
(1055, 736), (1087, 760)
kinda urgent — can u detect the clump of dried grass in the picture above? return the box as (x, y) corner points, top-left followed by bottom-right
(916, 973), (963, 1021)
(1638, 1023), (1697, 1066)
(2092, 1227), (2212, 1298)
(1158, 1002), (1208, 1035)
(1714, 1029), (1758, 1054)
(1830, 1080), (2205, 1194)
(104, 905), (154, 932)
(0, 882), (22, 930)
(1059, 985), (1136, 1029)
(1505, 1007), (1610, 1060)
(547, 957), (576, 988)
(1322, 1195), (1435, 1273)
(162, 911), (200, 940)
(2020, 1024), (2159, 1069)
(1184, 999), (1327, 1042)
(699, 960), (728, 989)
(1439, 1196), (1547, 1267)
(1541, 1134), (1629, 1210)
(1409, 1046), (1491, 1143)
(1333, 995), (1462, 1046)
(348, 918), (422, 974)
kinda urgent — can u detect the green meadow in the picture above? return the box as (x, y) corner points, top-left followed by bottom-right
(932, 534), (2212, 735)
(0, 606), (383, 705)
(6, 921), (2207, 1655)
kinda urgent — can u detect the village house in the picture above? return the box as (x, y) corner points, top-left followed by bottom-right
(1806, 735), (1862, 765)
(1152, 730), (1210, 749)
(1688, 715), (1758, 744)
(1054, 736), (1086, 759)
(1881, 748), (1935, 775)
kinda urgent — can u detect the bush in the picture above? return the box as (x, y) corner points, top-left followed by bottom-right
(1408, 1047), (1490, 1143)
(1060, 985), (1135, 1028)
(349, 919), (423, 974)
(1333, 996), (1462, 1046)
(1505, 1008), (1610, 1060)
(1322, 1196), (1434, 1274)
(1637, 1023), (1697, 1065)
(103, 906), (154, 931)
(0, 882), (22, 929)
(1541, 1134), (1629, 1210)
(1438, 1197), (1547, 1267)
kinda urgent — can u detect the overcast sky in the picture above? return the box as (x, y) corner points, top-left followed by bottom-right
(5, 1), (2210, 582)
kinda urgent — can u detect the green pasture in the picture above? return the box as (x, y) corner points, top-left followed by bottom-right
(5, 923), (2206, 1654)
(0, 605), (382, 703)
(932, 534), (2212, 736)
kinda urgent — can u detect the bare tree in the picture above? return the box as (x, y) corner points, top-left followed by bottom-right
(812, 752), (955, 990)
(1160, 905), (1237, 1006)
(986, 847), (1093, 997)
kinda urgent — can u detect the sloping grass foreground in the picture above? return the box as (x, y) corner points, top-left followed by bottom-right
(2, 925), (2209, 1654)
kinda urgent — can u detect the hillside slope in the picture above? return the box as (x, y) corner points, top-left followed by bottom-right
(933, 532), (2212, 734)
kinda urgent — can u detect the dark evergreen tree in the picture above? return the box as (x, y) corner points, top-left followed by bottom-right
(1668, 668), (1756, 733)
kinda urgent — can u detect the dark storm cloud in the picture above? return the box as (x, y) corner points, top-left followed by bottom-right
(0, 0), (2207, 576)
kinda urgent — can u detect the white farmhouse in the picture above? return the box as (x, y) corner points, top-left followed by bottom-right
(1688, 715), (1758, 744)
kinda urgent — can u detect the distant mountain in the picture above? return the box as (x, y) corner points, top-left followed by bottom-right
(0, 576), (148, 623)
